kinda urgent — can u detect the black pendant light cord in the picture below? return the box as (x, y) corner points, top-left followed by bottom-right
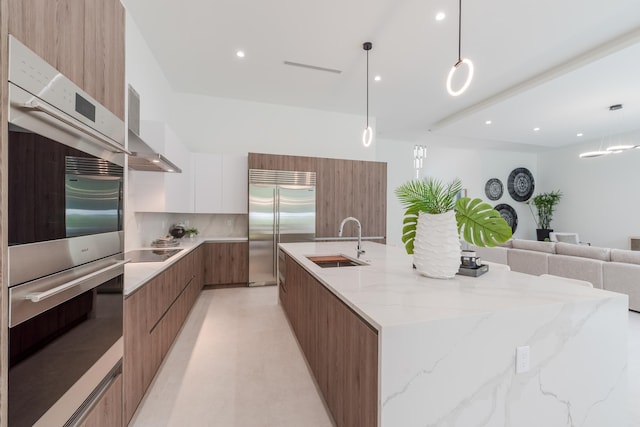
(363, 42), (372, 128)
(457, 0), (462, 64)
(366, 47), (369, 128)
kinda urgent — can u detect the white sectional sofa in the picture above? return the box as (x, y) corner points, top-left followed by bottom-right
(469, 239), (640, 312)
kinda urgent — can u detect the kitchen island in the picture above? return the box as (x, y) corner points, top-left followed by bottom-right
(278, 241), (628, 427)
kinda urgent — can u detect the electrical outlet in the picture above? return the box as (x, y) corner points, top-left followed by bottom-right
(516, 346), (530, 374)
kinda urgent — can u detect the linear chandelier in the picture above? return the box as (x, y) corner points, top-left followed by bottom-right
(579, 104), (638, 158)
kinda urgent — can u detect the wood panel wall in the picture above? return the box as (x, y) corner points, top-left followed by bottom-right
(1, 0), (9, 423)
(248, 153), (387, 242)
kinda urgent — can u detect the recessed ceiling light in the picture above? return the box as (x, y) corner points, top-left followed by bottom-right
(435, 12), (446, 21)
(533, 127), (540, 132)
(151, 159), (160, 163)
(485, 120), (492, 125)
(374, 75), (381, 82)
(236, 50), (245, 58)
(577, 133), (584, 137)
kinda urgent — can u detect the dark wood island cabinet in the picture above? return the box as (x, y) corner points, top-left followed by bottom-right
(279, 252), (378, 427)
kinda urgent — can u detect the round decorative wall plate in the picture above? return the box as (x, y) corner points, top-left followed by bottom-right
(507, 167), (535, 202)
(484, 178), (503, 201)
(494, 203), (518, 233)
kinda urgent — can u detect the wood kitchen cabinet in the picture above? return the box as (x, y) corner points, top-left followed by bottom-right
(248, 153), (387, 242)
(8, 0), (125, 119)
(124, 246), (204, 424)
(84, 0), (126, 119)
(204, 242), (249, 286)
(78, 373), (123, 427)
(280, 254), (378, 427)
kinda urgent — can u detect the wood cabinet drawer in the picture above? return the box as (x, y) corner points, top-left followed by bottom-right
(204, 242), (248, 285)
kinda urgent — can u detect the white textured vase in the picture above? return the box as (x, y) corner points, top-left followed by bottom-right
(413, 211), (461, 279)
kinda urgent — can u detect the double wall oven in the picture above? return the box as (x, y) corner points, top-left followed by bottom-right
(7, 36), (129, 426)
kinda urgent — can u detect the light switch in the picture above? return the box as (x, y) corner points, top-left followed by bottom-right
(516, 345), (530, 374)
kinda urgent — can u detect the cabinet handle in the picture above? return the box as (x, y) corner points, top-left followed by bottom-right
(23, 100), (131, 155)
(25, 260), (129, 302)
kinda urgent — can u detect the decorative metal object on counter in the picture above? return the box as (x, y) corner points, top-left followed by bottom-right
(151, 237), (180, 248)
(169, 223), (186, 238)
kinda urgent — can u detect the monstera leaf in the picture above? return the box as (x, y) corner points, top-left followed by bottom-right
(396, 178), (512, 254)
(400, 207), (419, 254)
(455, 197), (513, 247)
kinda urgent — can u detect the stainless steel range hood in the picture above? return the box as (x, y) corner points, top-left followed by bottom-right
(127, 130), (182, 172)
(127, 85), (181, 173)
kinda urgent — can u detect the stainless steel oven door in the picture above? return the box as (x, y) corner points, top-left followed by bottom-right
(8, 35), (128, 161)
(8, 255), (126, 427)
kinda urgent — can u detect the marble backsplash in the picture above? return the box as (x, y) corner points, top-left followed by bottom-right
(126, 212), (247, 249)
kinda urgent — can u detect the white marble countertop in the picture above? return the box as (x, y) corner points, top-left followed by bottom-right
(278, 241), (625, 330)
(279, 241), (629, 426)
(124, 236), (247, 296)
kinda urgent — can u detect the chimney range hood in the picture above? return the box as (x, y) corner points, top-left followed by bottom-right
(127, 85), (182, 173)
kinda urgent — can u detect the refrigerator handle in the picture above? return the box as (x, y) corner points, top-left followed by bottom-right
(273, 187), (278, 277)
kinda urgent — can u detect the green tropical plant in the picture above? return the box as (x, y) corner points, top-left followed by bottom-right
(395, 178), (513, 254)
(185, 227), (199, 236)
(527, 190), (562, 229)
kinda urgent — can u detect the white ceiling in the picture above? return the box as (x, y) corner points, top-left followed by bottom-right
(123, 0), (640, 151)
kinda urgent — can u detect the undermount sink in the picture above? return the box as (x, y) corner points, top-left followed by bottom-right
(306, 255), (368, 268)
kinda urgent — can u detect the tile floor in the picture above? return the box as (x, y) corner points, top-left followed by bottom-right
(130, 287), (333, 427)
(131, 287), (640, 427)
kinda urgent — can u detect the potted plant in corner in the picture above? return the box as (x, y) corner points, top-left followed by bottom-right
(185, 227), (199, 239)
(527, 190), (562, 241)
(395, 178), (513, 279)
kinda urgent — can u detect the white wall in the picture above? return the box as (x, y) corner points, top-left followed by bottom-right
(125, 13), (174, 124)
(377, 137), (539, 248)
(124, 12), (378, 248)
(124, 13), (180, 250)
(169, 93), (376, 161)
(537, 131), (640, 249)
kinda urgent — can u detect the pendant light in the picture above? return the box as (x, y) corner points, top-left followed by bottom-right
(446, 0), (474, 96)
(362, 42), (373, 147)
(414, 145), (426, 178)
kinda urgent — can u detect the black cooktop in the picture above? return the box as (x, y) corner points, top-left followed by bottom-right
(125, 249), (183, 263)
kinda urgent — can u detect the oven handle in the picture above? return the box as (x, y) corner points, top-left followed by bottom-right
(24, 260), (129, 303)
(22, 100), (132, 155)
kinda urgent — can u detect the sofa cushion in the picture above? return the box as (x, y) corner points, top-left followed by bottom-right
(548, 255), (605, 289)
(603, 262), (639, 312)
(610, 249), (640, 265)
(499, 240), (513, 249)
(507, 249), (550, 276)
(472, 245), (508, 265)
(511, 239), (556, 254)
(555, 242), (611, 261)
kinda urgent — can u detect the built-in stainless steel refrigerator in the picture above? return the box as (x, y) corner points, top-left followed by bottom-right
(249, 169), (316, 286)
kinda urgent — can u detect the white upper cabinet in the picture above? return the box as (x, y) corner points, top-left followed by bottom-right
(129, 121), (194, 213)
(194, 153), (247, 214)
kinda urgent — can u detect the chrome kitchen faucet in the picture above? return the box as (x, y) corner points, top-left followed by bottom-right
(338, 217), (365, 258)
